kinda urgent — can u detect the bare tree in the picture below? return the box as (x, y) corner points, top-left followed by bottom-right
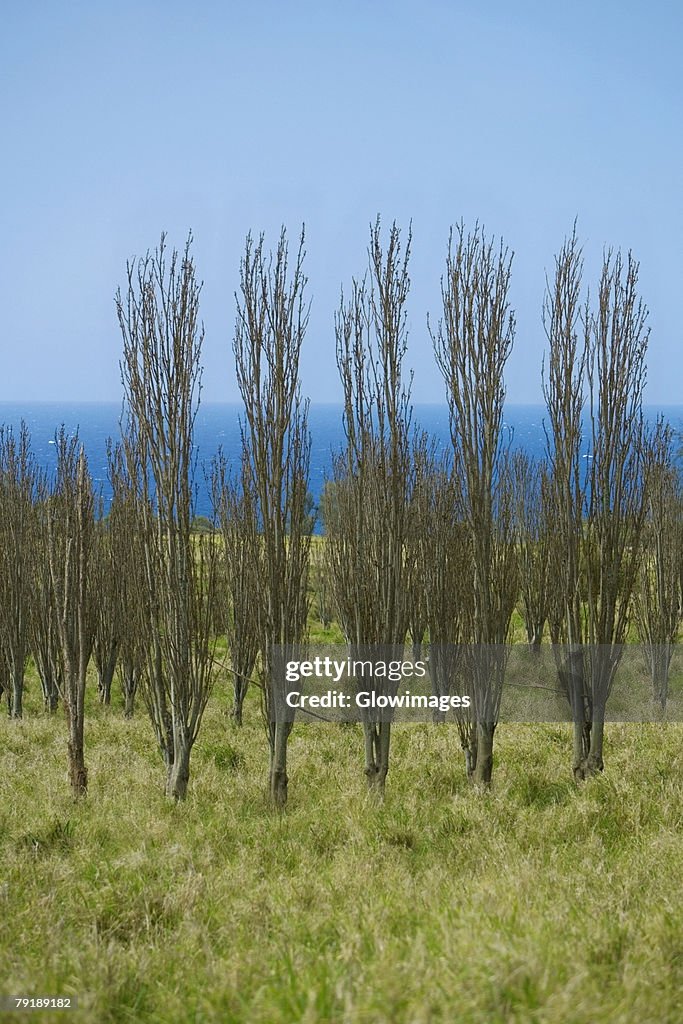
(583, 248), (650, 771)
(325, 218), (414, 794)
(430, 222), (518, 788)
(91, 503), (121, 706)
(412, 440), (472, 738)
(544, 230), (651, 777)
(633, 419), (682, 708)
(45, 430), (95, 795)
(212, 452), (261, 726)
(117, 232), (219, 800)
(106, 441), (147, 718)
(310, 517), (333, 630)
(30, 489), (62, 713)
(542, 227), (589, 772)
(0, 423), (37, 718)
(512, 451), (551, 652)
(0, 651), (9, 716)
(405, 449), (429, 663)
(233, 226), (312, 808)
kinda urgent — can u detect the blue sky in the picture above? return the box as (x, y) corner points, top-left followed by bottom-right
(1, 0), (681, 405)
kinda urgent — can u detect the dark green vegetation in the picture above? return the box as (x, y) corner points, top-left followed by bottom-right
(2, 670), (683, 1024)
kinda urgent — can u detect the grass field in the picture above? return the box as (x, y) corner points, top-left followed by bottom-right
(2, 665), (683, 1024)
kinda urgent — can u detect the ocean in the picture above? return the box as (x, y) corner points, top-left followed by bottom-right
(1, 401), (681, 528)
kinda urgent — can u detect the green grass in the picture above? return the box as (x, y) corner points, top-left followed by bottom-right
(2, 670), (683, 1023)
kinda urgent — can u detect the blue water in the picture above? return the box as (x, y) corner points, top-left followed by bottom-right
(1, 401), (681, 528)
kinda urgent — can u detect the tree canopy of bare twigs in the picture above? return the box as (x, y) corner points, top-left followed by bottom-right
(633, 419), (682, 709)
(212, 451), (261, 727)
(411, 437), (471, 732)
(45, 429), (95, 795)
(29, 489), (62, 714)
(117, 232), (219, 800)
(512, 451), (552, 652)
(325, 217), (414, 794)
(543, 227), (652, 778)
(91, 501), (122, 708)
(404, 437), (433, 662)
(105, 439), (147, 718)
(430, 222), (518, 788)
(0, 422), (38, 719)
(233, 226), (312, 808)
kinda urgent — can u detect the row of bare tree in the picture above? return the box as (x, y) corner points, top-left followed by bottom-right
(321, 221), (682, 791)
(1, 221), (681, 804)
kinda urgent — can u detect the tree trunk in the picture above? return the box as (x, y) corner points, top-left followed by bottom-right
(572, 719), (591, 781)
(463, 729), (478, 780)
(585, 718), (605, 775)
(430, 647), (447, 724)
(232, 673), (248, 726)
(166, 725), (191, 801)
(473, 721), (495, 789)
(375, 721), (391, 795)
(362, 719), (379, 785)
(121, 660), (138, 718)
(361, 720), (391, 795)
(652, 645), (671, 710)
(97, 671), (109, 705)
(270, 721), (291, 808)
(123, 688), (135, 718)
(67, 704), (88, 796)
(11, 664), (24, 719)
(98, 645), (118, 705)
(564, 651), (591, 781)
(41, 673), (59, 712)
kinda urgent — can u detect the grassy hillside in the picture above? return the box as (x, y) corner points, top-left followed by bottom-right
(2, 669), (683, 1024)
